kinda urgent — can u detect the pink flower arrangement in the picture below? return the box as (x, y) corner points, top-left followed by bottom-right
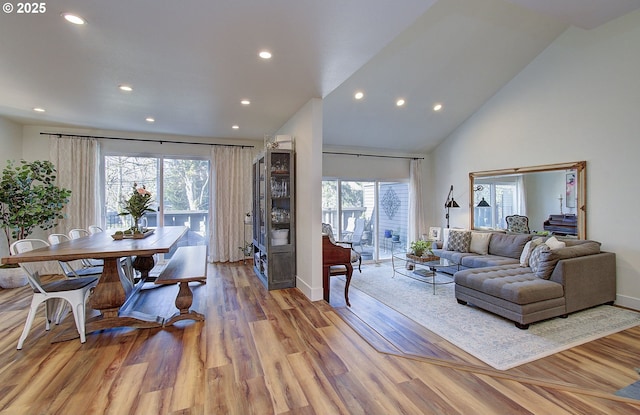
(119, 183), (155, 227)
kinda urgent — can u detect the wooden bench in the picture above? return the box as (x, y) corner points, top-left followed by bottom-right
(155, 245), (207, 326)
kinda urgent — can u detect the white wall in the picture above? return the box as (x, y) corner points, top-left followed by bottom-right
(322, 151), (412, 180)
(432, 10), (640, 309)
(0, 117), (22, 167)
(276, 98), (324, 301)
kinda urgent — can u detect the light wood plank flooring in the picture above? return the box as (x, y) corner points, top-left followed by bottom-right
(0, 262), (639, 414)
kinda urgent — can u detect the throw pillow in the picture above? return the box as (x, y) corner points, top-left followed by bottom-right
(446, 230), (472, 253)
(545, 236), (566, 250)
(519, 238), (544, 267)
(528, 244), (560, 279)
(469, 232), (491, 255)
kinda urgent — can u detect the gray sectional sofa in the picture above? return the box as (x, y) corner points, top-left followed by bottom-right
(432, 231), (616, 329)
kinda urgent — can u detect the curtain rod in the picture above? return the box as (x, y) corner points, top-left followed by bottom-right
(323, 151), (424, 160)
(40, 132), (255, 148)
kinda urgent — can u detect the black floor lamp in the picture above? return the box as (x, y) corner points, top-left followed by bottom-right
(445, 185), (459, 228)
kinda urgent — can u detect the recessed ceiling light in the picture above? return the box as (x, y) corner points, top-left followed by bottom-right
(33, 107), (46, 113)
(354, 91), (364, 100)
(145, 117), (155, 123)
(118, 84), (133, 92)
(61, 13), (86, 25)
(232, 125), (239, 130)
(396, 99), (405, 107)
(433, 103), (443, 111)
(241, 99), (250, 105)
(258, 50), (272, 59)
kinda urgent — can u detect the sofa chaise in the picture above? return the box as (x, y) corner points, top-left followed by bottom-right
(432, 231), (616, 329)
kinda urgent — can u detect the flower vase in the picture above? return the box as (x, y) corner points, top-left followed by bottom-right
(132, 216), (141, 232)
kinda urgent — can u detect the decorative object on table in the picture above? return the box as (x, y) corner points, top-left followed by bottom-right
(407, 239), (438, 262)
(0, 160), (72, 288)
(444, 185), (460, 228)
(428, 226), (442, 241)
(409, 239), (433, 257)
(111, 228), (155, 239)
(118, 183), (155, 234)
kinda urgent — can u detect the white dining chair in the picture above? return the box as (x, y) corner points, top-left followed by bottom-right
(87, 225), (103, 234)
(68, 228), (103, 267)
(69, 228), (90, 239)
(10, 239), (98, 349)
(47, 234), (103, 278)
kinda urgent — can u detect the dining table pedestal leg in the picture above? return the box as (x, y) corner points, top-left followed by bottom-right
(52, 257), (164, 343)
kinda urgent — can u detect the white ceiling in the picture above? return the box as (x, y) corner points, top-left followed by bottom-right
(1, 0), (638, 154)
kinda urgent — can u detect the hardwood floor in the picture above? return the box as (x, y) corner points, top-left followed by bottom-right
(1, 262), (639, 414)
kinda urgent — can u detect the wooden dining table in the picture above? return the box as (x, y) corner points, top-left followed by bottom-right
(1, 226), (188, 341)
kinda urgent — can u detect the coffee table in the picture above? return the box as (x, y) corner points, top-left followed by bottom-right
(391, 253), (456, 294)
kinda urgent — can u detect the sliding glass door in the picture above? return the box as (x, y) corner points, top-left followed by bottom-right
(104, 156), (158, 230)
(162, 158), (210, 245)
(103, 155), (209, 246)
(322, 179), (408, 262)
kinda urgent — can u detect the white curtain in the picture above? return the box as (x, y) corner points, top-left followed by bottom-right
(208, 146), (253, 262)
(408, 159), (426, 242)
(49, 136), (99, 234)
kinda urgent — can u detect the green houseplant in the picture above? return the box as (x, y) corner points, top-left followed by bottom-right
(409, 239), (433, 257)
(0, 160), (72, 287)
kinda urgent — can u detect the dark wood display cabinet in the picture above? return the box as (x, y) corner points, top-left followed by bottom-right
(252, 149), (296, 289)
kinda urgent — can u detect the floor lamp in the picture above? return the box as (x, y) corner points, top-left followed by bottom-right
(445, 185), (459, 228)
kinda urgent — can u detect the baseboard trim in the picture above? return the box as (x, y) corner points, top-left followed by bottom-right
(296, 276), (324, 302)
(616, 294), (640, 311)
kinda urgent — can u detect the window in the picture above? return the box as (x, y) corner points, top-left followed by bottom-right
(473, 177), (521, 229)
(103, 155), (210, 246)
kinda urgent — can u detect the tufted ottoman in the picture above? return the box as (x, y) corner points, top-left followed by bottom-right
(454, 264), (567, 329)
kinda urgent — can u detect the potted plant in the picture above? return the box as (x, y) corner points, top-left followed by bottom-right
(409, 239), (433, 258)
(0, 160), (72, 288)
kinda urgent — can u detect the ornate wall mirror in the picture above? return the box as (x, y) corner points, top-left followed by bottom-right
(469, 161), (587, 239)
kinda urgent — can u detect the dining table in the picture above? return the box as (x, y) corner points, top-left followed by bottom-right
(1, 225), (188, 342)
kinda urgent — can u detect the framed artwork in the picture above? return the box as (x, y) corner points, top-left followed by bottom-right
(428, 226), (442, 241)
(566, 173), (576, 208)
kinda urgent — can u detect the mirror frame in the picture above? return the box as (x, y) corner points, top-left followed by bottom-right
(469, 161), (587, 239)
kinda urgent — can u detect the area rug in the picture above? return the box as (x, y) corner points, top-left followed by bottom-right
(337, 264), (640, 370)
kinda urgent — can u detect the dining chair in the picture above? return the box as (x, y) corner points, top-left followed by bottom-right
(10, 239), (98, 349)
(69, 228), (90, 239)
(87, 225), (103, 234)
(47, 234), (103, 278)
(69, 228), (103, 267)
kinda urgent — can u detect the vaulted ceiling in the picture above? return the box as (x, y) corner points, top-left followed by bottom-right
(1, 0), (638, 153)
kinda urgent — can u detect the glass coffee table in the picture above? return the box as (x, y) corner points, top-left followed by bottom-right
(391, 253), (457, 294)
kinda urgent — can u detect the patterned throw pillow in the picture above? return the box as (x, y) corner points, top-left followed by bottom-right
(528, 244), (548, 273)
(528, 244), (560, 279)
(519, 238), (544, 267)
(446, 230), (472, 253)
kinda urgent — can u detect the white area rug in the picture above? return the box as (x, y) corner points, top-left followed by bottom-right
(339, 264), (640, 370)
